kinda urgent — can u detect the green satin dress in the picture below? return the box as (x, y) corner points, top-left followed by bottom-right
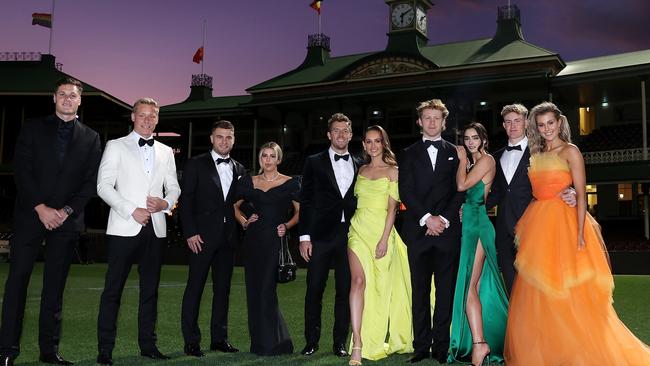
(347, 175), (414, 360)
(448, 180), (509, 364)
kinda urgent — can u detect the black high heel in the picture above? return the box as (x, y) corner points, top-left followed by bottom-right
(472, 341), (491, 366)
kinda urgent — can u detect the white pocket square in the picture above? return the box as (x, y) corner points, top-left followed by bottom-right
(448, 157), (454, 160)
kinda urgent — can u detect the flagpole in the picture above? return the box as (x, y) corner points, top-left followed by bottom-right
(318, 12), (321, 34)
(49, 0), (55, 54)
(201, 20), (206, 74)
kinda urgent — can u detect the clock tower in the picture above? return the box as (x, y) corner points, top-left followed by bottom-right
(385, 0), (432, 54)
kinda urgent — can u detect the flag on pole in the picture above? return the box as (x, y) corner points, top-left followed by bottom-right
(192, 46), (204, 64)
(32, 13), (52, 28)
(309, 0), (322, 15)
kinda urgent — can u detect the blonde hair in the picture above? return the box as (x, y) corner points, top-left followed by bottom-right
(257, 141), (283, 174)
(416, 98), (449, 119)
(527, 102), (572, 154)
(501, 103), (528, 119)
(132, 97), (159, 114)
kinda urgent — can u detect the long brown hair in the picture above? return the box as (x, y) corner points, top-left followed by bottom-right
(361, 125), (397, 166)
(527, 102), (572, 154)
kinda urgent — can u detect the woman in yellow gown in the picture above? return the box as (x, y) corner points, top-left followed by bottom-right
(347, 125), (413, 365)
(504, 102), (650, 365)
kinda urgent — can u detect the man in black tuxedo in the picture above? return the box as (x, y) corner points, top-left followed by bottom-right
(298, 113), (360, 357)
(179, 120), (247, 357)
(0, 77), (102, 366)
(486, 103), (575, 295)
(398, 99), (465, 363)
(486, 104), (532, 295)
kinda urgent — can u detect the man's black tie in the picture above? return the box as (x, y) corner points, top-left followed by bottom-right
(424, 140), (443, 149)
(216, 158), (231, 165)
(506, 145), (522, 151)
(138, 138), (154, 147)
(334, 154), (350, 162)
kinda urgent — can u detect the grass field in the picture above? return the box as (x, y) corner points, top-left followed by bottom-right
(0, 264), (649, 365)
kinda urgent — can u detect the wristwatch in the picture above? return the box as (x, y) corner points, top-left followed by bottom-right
(63, 205), (74, 216)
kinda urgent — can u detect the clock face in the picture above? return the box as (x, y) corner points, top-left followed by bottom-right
(391, 3), (414, 28)
(416, 7), (427, 33)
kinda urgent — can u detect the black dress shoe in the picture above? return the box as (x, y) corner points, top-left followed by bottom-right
(210, 340), (238, 353)
(432, 349), (448, 364)
(300, 344), (318, 356)
(183, 343), (205, 357)
(408, 351), (430, 363)
(0, 355), (14, 366)
(39, 352), (74, 365)
(332, 344), (348, 357)
(96, 352), (113, 366)
(140, 348), (171, 360)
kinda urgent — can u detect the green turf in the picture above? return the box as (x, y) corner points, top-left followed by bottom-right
(0, 263), (648, 365)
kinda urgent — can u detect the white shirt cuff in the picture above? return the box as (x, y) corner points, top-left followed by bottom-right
(439, 215), (450, 228)
(419, 213), (432, 227)
(299, 235), (311, 242)
(162, 198), (174, 214)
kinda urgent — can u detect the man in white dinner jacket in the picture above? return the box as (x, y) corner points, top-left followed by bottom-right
(95, 97), (180, 366)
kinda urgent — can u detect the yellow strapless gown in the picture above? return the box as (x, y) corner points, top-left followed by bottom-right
(347, 175), (414, 360)
(504, 153), (650, 365)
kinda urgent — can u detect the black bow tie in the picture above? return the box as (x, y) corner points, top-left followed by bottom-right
(334, 154), (350, 162)
(216, 157), (231, 165)
(424, 140), (443, 149)
(506, 144), (522, 151)
(138, 138), (154, 147)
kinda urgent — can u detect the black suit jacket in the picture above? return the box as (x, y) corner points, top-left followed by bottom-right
(299, 150), (360, 242)
(179, 152), (248, 245)
(398, 139), (465, 250)
(486, 146), (533, 238)
(13, 115), (102, 232)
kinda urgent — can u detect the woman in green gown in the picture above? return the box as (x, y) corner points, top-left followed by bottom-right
(347, 125), (413, 365)
(448, 123), (509, 366)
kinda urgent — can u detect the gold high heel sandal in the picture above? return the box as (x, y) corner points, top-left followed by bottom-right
(348, 346), (362, 366)
(472, 341), (491, 366)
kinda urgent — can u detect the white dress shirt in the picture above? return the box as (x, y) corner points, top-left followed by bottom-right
(501, 136), (528, 185)
(132, 132), (173, 211)
(211, 150), (233, 200)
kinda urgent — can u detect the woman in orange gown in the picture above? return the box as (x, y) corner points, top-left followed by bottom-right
(504, 102), (650, 365)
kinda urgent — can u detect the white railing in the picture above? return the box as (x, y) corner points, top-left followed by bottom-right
(583, 148), (648, 164)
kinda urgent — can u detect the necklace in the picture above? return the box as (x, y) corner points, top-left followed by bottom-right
(260, 172), (280, 182)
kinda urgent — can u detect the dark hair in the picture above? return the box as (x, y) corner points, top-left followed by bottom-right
(55, 77), (83, 94)
(211, 120), (235, 133)
(327, 113), (352, 131)
(362, 125), (397, 166)
(462, 122), (489, 155)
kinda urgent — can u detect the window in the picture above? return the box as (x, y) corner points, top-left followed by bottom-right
(579, 107), (595, 135)
(618, 183), (632, 201)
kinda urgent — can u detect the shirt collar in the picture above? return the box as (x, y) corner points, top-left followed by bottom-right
(508, 136), (528, 150)
(328, 147), (350, 161)
(130, 131), (154, 143)
(422, 136), (442, 143)
(210, 149), (230, 162)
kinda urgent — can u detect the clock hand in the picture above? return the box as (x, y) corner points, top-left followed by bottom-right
(400, 8), (413, 21)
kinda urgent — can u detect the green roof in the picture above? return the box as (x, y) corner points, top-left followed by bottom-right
(161, 95), (252, 114)
(557, 49), (650, 77)
(0, 54), (130, 109)
(247, 37), (559, 92)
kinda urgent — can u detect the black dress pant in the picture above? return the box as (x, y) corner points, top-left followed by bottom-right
(303, 224), (350, 346)
(495, 231), (517, 295)
(181, 236), (234, 346)
(97, 224), (162, 354)
(407, 243), (460, 355)
(0, 227), (78, 358)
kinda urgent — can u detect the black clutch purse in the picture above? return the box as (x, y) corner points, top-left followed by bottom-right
(277, 235), (297, 283)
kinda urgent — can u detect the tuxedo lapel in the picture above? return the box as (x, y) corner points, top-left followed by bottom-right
(203, 153), (224, 201)
(224, 159), (243, 202)
(320, 151), (341, 197)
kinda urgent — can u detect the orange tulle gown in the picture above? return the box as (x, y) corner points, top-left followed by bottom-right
(504, 153), (650, 366)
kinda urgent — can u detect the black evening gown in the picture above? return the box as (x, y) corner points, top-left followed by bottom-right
(238, 175), (299, 355)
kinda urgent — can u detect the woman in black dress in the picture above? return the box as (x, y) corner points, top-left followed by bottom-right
(234, 142), (300, 355)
